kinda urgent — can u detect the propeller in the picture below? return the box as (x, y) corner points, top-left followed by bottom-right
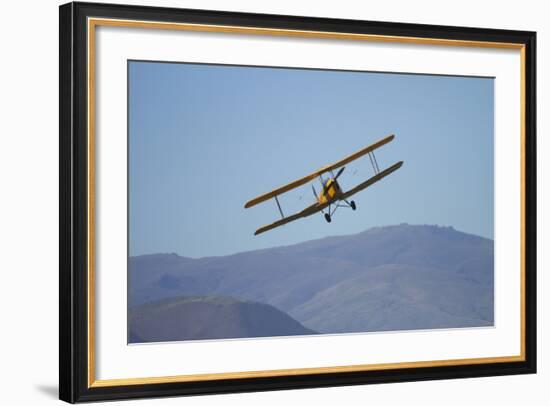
(334, 166), (345, 180)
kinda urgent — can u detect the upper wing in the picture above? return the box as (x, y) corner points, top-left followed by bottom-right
(244, 134), (395, 209)
(245, 172), (323, 209)
(254, 201), (330, 235)
(341, 161), (403, 200)
(317, 134), (395, 176)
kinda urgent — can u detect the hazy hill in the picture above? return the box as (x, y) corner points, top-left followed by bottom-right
(129, 295), (316, 343)
(129, 224), (493, 336)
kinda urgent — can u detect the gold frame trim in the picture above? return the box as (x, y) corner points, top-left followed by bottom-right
(87, 17), (527, 388)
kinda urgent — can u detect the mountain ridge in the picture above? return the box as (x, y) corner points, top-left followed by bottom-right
(129, 224), (494, 338)
(131, 223), (492, 261)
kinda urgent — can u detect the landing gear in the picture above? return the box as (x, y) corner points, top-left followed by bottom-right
(323, 200), (354, 224)
(343, 199), (356, 211)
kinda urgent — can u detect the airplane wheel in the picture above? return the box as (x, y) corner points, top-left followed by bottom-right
(350, 201), (356, 210)
(324, 213), (332, 223)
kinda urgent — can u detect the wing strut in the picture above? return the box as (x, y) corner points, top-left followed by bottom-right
(368, 151), (380, 174)
(275, 196), (285, 219)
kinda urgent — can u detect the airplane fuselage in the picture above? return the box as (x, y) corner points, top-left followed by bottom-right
(317, 178), (342, 205)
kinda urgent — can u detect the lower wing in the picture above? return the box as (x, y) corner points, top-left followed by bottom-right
(254, 201), (330, 235)
(341, 161), (403, 200)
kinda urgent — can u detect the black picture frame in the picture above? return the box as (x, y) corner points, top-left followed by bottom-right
(59, 1), (536, 403)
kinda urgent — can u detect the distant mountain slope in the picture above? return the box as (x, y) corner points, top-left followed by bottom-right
(129, 224), (493, 335)
(129, 295), (316, 343)
(292, 264), (493, 333)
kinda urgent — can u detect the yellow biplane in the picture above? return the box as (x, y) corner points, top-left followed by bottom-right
(244, 134), (403, 235)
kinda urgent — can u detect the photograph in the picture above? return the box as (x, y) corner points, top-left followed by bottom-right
(127, 60), (495, 344)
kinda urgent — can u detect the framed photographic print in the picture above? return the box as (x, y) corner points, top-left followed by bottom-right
(59, 1), (537, 403)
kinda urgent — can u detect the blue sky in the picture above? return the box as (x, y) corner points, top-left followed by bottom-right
(129, 61), (494, 258)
